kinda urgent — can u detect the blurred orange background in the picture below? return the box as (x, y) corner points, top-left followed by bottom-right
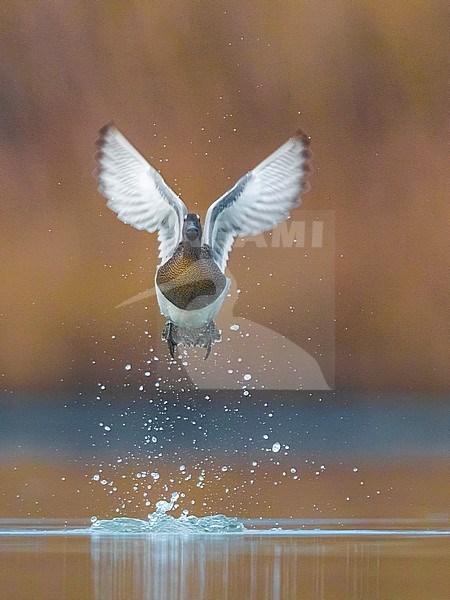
(0, 1), (449, 394)
(0, 3), (449, 530)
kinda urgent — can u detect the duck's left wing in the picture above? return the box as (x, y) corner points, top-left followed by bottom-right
(203, 130), (311, 273)
(95, 123), (188, 264)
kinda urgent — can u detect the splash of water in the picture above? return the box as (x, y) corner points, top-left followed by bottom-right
(90, 492), (246, 533)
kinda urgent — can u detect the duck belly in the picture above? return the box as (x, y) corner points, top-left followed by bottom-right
(155, 277), (230, 328)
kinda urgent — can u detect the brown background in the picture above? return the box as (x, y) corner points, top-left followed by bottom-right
(1, 1), (449, 394)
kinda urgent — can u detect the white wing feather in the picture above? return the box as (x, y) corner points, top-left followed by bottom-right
(95, 123), (188, 264)
(203, 131), (311, 272)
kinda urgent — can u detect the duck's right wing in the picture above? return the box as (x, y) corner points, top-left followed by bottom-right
(203, 130), (311, 273)
(95, 123), (188, 264)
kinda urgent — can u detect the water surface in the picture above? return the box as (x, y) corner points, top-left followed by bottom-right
(0, 519), (449, 600)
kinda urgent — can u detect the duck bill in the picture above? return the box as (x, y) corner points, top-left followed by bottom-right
(185, 224), (199, 241)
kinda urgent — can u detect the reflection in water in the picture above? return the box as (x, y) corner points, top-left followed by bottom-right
(0, 524), (449, 599)
(91, 532), (450, 600)
(92, 535), (302, 600)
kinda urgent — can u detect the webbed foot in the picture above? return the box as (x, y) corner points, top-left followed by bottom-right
(203, 321), (220, 360)
(204, 338), (212, 360)
(162, 321), (177, 359)
(162, 320), (220, 358)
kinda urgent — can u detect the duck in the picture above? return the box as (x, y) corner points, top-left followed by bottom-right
(95, 123), (311, 359)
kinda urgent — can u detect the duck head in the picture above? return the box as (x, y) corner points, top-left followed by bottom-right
(182, 213), (202, 249)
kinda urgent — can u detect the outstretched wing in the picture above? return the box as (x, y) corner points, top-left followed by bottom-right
(203, 130), (311, 272)
(95, 123), (188, 264)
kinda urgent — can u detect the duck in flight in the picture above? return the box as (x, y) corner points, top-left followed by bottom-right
(95, 124), (311, 359)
